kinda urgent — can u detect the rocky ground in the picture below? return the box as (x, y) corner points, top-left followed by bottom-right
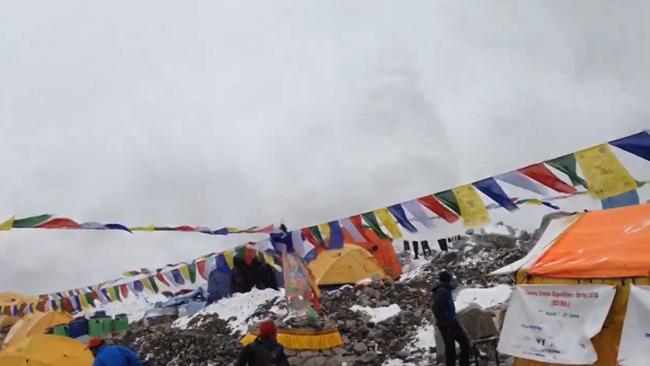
(115, 229), (527, 366)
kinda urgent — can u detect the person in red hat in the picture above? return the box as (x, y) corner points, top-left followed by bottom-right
(236, 321), (289, 366)
(88, 338), (143, 366)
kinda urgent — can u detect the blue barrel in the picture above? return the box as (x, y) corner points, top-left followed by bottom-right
(68, 317), (89, 338)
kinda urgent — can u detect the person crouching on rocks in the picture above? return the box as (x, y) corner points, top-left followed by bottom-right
(236, 321), (289, 366)
(88, 338), (143, 366)
(432, 271), (470, 366)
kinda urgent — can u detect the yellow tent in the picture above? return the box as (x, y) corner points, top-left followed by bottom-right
(308, 244), (386, 285)
(3, 313), (72, 348)
(0, 293), (37, 331)
(0, 334), (92, 366)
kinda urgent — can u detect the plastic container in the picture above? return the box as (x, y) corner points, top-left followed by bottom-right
(68, 317), (89, 338)
(52, 324), (69, 337)
(113, 314), (128, 333)
(88, 318), (106, 337)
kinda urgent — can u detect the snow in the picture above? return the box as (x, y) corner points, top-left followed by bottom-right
(383, 359), (416, 366)
(90, 293), (169, 322)
(412, 322), (436, 349)
(454, 284), (512, 312)
(173, 288), (282, 333)
(399, 258), (429, 282)
(350, 304), (401, 323)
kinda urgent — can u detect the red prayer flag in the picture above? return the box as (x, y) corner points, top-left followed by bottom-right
(155, 272), (171, 287)
(519, 163), (577, 194)
(174, 226), (196, 232)
(196, 260), (208, 280)
(301, 228), (320, 247)
(63, 297), (74, 313)
(120, 284), (129, 299)
(350, 215), (374, 242)
(417, 196), (460, 223)
(36, 218), (82, 229)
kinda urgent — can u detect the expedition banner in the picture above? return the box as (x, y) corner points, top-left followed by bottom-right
(497, 285), (615, 364)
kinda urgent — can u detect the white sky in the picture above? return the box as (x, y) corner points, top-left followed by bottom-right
(1, 1), (649, 294)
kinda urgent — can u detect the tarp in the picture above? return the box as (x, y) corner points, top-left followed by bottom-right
(530, 203), (650, 278)
(308, 245), (386, 286)
(3, 313), (72, 347)
(0, 334), (92, 366)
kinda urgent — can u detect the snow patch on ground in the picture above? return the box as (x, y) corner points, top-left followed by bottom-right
(382, 359), (417, 366)
(173, 288), (282, 333)
(455, 284), (512, 312)
(350, 304), (401, 323)
(412, 322), (436, 349)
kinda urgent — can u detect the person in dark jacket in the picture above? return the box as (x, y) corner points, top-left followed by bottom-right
(236, 321), (289, 366)
(232, 256), (253, 294)
(89, 338), (143, 366)
(432, 271), (470, 366)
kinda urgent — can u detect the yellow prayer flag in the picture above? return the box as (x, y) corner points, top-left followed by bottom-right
(263, 252), (275, 267)
(374, 208), (403, 239)
(224, 250), (235, 269)
(141, 279), (154, 293)
(179, 265), (191, 280)
(452, 185), (491, 228)
(575, 144), (637, 199)
(79, 294), (89, 310)
(318, 224), (331, 242)
(130, 225), (156, 232)
(107, 287), (118, 301)
(0, 216), (15, 231)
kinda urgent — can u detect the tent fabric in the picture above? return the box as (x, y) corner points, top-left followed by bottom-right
(3, 312), (72, 347)
(308, 245), (387, 286)
(0, 334), (93, 366)
(529, 203), (650, 278)
(0, 316), (19, 330)
(342, 229), (402, 279)
(0, 293), (37, 331)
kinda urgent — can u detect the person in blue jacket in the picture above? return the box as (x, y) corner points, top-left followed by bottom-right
(89, 338), (143, 366)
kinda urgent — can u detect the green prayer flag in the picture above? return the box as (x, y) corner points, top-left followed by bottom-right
(188, 262), (197, 283)
(546, 154), (588, 188)
(434, 190), (460, 215)
(361, 212), (389, 239)
(308, 226), (325, 245)
(13, 214), (52, 228)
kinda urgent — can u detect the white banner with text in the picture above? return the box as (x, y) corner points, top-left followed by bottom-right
(497, 285), (615, 364)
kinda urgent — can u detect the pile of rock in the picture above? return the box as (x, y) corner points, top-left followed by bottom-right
(115, 235), (526, 365)
(117, 315), (242, 365)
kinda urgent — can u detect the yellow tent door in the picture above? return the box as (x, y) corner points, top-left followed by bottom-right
(3, 313), (72, 348)
(308, 244), (386, 285)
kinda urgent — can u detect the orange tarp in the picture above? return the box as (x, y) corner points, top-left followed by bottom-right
(529, 203), (650, 279)
(342, 228), (402, 279)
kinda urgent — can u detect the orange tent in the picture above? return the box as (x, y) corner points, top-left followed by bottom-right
(490, 203), (650, 366)
(342, 228), (402, 279)
(529, 203), (650, 278)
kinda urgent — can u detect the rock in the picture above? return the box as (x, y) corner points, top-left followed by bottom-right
(361, 351), (378, 363)
(352, 342), (368, 354)
(305, 356), (329, 366)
